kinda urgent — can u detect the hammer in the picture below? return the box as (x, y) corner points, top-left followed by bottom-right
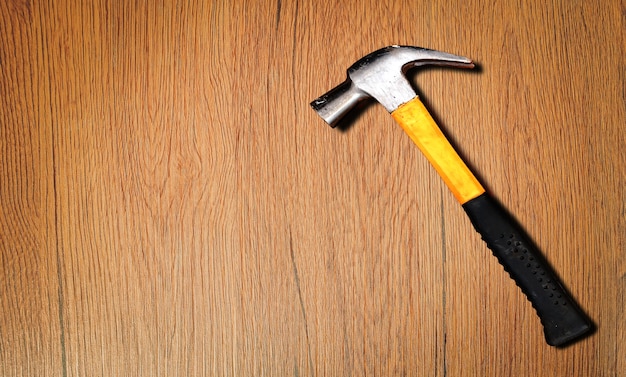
(310, 45), (591, 346)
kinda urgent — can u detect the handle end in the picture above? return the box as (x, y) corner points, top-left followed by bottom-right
(463, 193), (593, 346)
(540, 287), (594, 346)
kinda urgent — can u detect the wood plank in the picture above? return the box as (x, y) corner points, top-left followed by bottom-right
(0, 0), (623, 375)
(0, 1), (63, 375)
(435, 1), (625, 375)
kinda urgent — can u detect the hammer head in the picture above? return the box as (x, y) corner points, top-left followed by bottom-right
(311, 45), (474, 127)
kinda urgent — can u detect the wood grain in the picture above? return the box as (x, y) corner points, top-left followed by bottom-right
(1, 0), (624, 375)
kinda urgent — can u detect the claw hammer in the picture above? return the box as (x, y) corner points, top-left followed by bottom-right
(310, 45), (591, 346)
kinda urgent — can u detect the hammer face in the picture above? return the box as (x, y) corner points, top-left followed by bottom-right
(310, 80), (367, 127)
(311, 45), (474, 125)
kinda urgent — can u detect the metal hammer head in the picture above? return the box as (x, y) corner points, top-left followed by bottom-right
(311, 45), (474, 127)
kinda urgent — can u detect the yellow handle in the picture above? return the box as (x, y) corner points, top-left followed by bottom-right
(391, 97), (485, 204)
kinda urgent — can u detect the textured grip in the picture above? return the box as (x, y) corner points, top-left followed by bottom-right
(462, 193), (592, 346)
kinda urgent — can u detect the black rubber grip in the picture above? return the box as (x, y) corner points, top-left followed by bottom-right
(462, 193), (592, 346)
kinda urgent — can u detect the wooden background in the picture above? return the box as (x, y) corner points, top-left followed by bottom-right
(1, 0), (624, 375)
